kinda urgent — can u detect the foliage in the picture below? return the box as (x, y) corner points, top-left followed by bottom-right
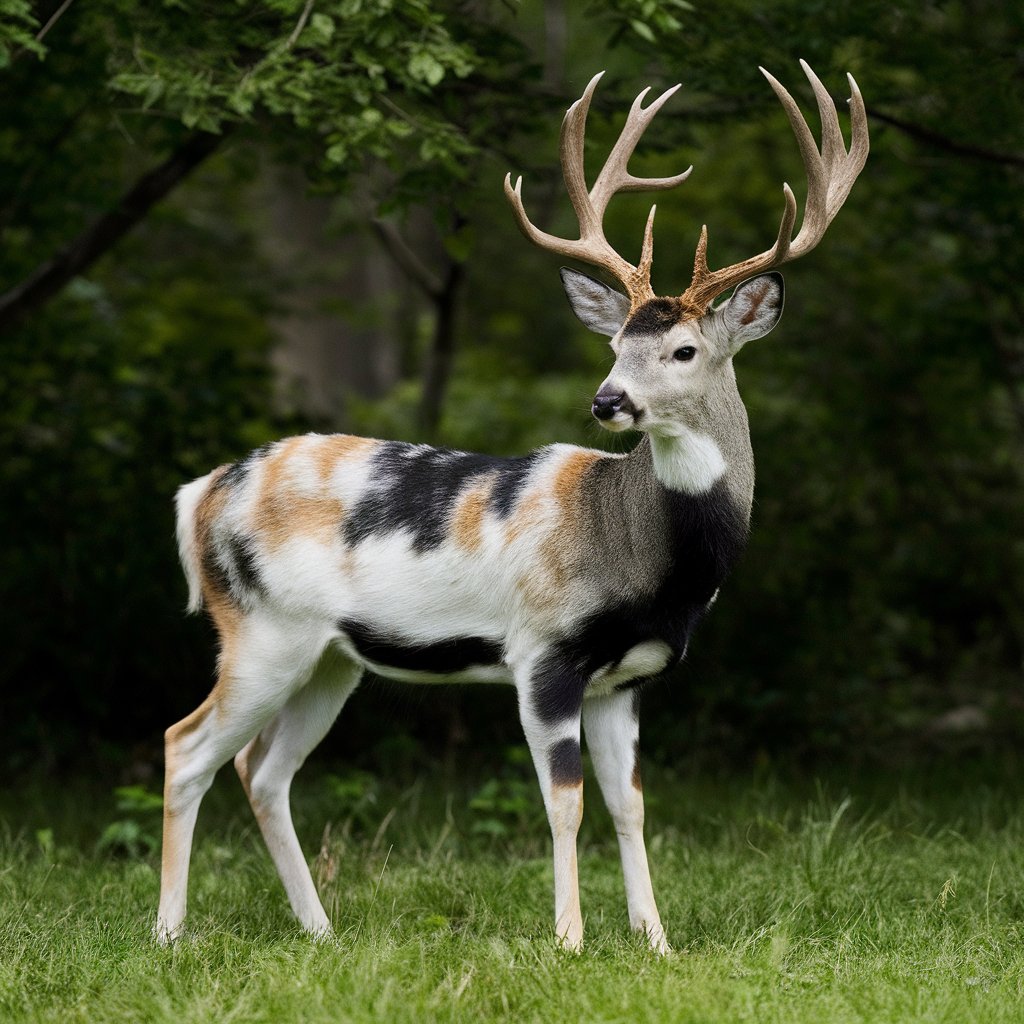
(0, 0), (1022, 768)
(323, 770), (381, 834)
(0, 0), (42, 65)
(96, 786), (164, 859)
(105, 0), (477, 174)
(0, 174), (294, 762)
(467, 745), (543, 838)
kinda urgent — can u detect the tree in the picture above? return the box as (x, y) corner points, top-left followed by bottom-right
(1, 0), (1022, 768)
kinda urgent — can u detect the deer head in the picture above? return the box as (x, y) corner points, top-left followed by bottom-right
(505, 62), (869, 440)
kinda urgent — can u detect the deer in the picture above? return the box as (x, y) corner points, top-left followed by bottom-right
(156, 61), (868, 953)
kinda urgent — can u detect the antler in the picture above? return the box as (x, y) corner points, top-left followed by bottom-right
(504, 71), (693, 311)
(678, 60), (869, 316)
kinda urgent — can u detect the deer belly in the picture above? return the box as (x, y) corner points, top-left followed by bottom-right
(334, 619), (512, 684)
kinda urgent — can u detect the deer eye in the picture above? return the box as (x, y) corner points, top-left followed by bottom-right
(673, 346), (696, 362)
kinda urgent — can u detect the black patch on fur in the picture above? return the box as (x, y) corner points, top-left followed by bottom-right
(343, 443), (539, 551)
(548, 738), (583, 787)
(621, 297), (685, 337)
(213, 442), (274, 493)
(490, 455), (539, 517)
(530, 657), (590, 724)
(531, 480), (748, 722)
(338, 619), (503, 674)
(228, 534), (265, 597)
(204, 533), (265, 603)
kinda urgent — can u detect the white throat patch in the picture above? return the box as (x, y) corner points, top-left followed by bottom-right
(650, 429), (727, 494)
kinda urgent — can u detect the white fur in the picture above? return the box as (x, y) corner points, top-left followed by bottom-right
(586, 640), (674, 698)
(175, 473), (217, 612)
(649, 428), (727, 493)
(583, 690), (668, 953)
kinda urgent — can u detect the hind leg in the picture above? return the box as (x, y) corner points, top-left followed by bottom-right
(234, 646), (362, 936)
(156, 614), (331, 943)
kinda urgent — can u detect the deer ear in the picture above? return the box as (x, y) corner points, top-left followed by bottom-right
(716, 272), (784, 352)
(560, 268), (631, 337)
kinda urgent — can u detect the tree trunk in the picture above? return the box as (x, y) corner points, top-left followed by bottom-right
(418, 259), (465, 438)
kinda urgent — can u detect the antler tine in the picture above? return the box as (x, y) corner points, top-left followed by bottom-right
(637, 204), (658, 282)
(760, 66), (829, 253)
(590, 83), (693, 220)
(678, 63), (869, 315)
(841, 72), (870, 203)
(504, 72), (691, 310)
(800, 59), (844, 180)
(560, 71), (606, 239)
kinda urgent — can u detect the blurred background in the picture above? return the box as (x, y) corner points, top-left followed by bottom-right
(1, 0), (1021, 781)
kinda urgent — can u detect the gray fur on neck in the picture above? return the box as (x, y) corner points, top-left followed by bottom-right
(678, 360), (755, 515)
(574, 417), (752, 611)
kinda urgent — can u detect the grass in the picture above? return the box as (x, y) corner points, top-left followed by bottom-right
(2, 760), (1024, 1022)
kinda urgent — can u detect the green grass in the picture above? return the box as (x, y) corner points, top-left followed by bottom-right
(2, 763), (1024, 1022)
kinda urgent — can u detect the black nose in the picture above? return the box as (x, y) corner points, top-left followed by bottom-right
(592, 385), (634, 421)
(592, 390), (625, 420)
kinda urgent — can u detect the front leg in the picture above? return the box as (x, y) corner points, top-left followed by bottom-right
(515, 659), (587, 952)
(582, 688), (668, 954)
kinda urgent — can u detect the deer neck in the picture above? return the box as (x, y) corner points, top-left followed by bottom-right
(630, 370), (755, 517)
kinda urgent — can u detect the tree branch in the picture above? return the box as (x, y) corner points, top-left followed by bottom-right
(0, 129), (225, 334)
(371, 218), (443, 299)
(36, 0), (76, 44)
(868, 108), (1024, 169)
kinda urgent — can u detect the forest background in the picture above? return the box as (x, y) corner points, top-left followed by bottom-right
(1, 0), (1021, 781)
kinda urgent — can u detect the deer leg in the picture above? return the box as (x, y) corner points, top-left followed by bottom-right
(234, 647), (361, 936)
(157, 617), (329, 943)
(516, 662), (586, 951)
(582, 688), (668, 954)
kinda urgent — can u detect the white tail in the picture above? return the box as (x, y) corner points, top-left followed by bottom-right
(174, 473), (215, 614)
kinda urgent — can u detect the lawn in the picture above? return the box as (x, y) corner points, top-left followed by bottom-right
(2, 758), (1024, 1023)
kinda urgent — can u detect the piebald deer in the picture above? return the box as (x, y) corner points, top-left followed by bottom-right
(158, 62), (868, 952)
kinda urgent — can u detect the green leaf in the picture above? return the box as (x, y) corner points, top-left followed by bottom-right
(629, 18), (656, 42)
(308, 12), (335, 43)
(407, 50), (445, 87)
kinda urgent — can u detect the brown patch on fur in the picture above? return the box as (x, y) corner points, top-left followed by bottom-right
(631, 739), (643, 791)
(234, 731), (272, 829)
(194, 465), (229, 535)
(191, 472), (246, 671)
(208, 597), (243, 685)
(504, 491), (545, 545)
(253, 437), (346, 551)
(313, 434), (378, 481)
(194, 465), (231, 604)
(739, 281), (771, 325)
(552, 450), (601, 509)
(165, 700), (213, 751)
(541, 449), (602, 580)
(452, 477), (495, 553)
(513, 450), (604, 617)
(258, 492), (345, 551)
